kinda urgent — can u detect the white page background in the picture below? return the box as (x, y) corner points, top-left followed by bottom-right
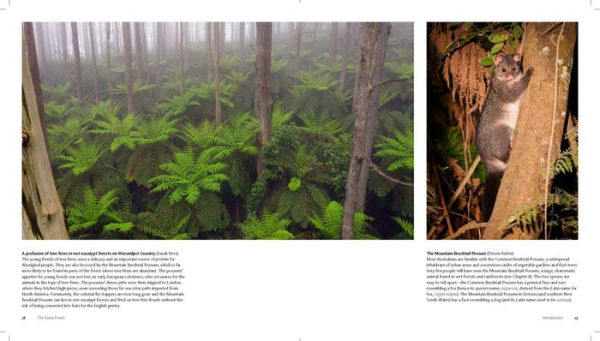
(1, 0), (598, 340)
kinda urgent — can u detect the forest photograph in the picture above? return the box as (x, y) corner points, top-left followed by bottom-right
(22, 22), (414, 240)
(427, 22), (578, 240)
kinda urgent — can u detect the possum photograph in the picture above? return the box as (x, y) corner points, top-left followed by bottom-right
(22, 22), (414, 240)
(426, 22), (578, 240)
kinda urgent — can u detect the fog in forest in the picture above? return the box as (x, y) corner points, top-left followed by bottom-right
(23, 22), (414, 240)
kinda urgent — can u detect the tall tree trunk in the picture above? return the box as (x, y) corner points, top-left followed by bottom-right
(341, 23), (380, 240)
(23, 22), (48, 145)
(140, 23), (149, 82)
(238, 22), (245, 73)
(206, 22), (214, 82)
(88, 23), (100, 104)
(122, 22), (134, 113)
(22, 31), (69, 240)
(255, 23), (273, 178)
(155, 22), (162, 98)
(338, 22), (352, 95)
(71, 22), (83, 103)
(329, 22), (339, 64)
(214, 22), (222, 124)
(60, 22), (68, 79)
(105, 23), (113, 103)
(115, 22), (121, 56)
(179, 22), (185, 96)
(82, 23), (90, 59)
(483, 23), (577, 240)
(295, 22), (303, 72)
(354, 23), (391, 212)
(135, 22), (146, 81)
(34, 23), (47, 75)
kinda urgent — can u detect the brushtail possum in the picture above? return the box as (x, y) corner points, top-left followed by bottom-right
(476, 53), (533, 221)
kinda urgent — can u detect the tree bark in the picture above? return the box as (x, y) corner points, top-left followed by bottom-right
(483, 22), (577, 240)
(155, 22), (162, 98)
(34, 23), (47, 74)
(23, 23), (48, 146)
(106, 23), (113, 103)
(338, 23), (352, 95)
(214, 23), (222, 124)
(238, 22), (246, 73)
(22, 32), (69, 240)
(255, 23), (273, 178)
(341, 23), (380, 240)
(60, 22), (68, 79)
(206, 22), (214, 83)
(329, 22), (339, 64)
(295, 22), (303, 72)
(135, 22), (146, 81)
(354, 23), (391, 212)
(89, 23), (100, 104)
(122, 22), (135, 113)
(70, 22), (83, 103)
(179, 22), (185, 96)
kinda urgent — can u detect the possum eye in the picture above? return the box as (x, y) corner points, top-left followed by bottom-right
(502, 68), (506, 72)
(512, 67), (516, 71)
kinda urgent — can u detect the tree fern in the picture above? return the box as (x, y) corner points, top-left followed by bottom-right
(148, 148), (229, 205)
(375, 129), (414, 171)
(65, 187), (132, 234)
(238, 211), (293, 240)
(309, 201), (375, 239)
(393, 216), (414, 238)
(57, 141), (105, 175)
(90, 112), (140, 151)
(155, 90), (201, 118)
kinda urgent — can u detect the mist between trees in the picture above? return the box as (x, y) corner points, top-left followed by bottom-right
(22, 22), (414, 240)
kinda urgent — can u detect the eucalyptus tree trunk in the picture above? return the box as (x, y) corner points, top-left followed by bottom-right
(71, 22), (83, 103)
(34, 23), (47, 74)
(179, 22), (185, 96)
(89, 23), (100, 104)
(329, 22), (339, 64)
(238, 22), (245, 73)
(135, 22), (146, 81)
(341, 23), (380, 240)
(355, 23), (391, 212)
(295, 22), (303, 72)
(106, 23), (113, 103)
(155, 22), (162, 98)
(338, 23), (352, 95)
(122, 22), (134, 113)
(60, 22), (68, 78)
(255, 23), (273, 178)
(483, 23), (577, 240)
(22, 31), (69, 240)
(206, 22), (214, 82)
(214, 22), (222, 124)
(23, 23), (48, 145)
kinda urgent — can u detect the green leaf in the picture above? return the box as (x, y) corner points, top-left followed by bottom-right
(490, 42), (504, 55)
(288, 177), (302, 191)
(479, 55), (494, 67)
(488, 33), (508, 43)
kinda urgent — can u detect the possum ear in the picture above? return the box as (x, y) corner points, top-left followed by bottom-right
(512, 54), (522, 63)
(494, 54), (504, 66)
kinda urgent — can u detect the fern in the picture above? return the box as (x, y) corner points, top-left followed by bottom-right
(309, 201), (375, 239)
(374, 129), (414, 171)
(393, 217), (414, 238)
(551, 148), (575, 176)
(155, 90), (201, 118)
(90, 113), (139, 151)
(238, 211), (293, 240)
(148, 148), (229, 205)
(57, 141), (105, 175)
(65, 188), (131, 234)
(137, 196), (192, 240)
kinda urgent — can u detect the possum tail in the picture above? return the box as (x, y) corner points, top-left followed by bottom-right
(481, 169), (504, 221)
